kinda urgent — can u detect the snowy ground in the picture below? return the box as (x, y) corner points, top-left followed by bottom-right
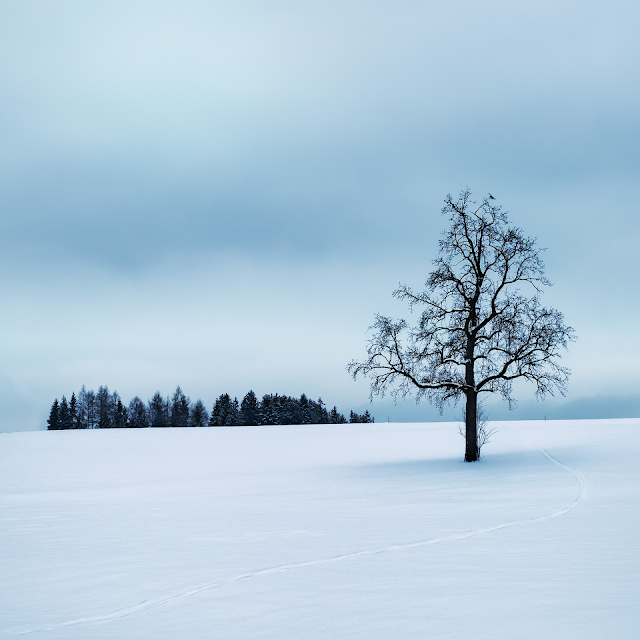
(1, 419), (639, 639)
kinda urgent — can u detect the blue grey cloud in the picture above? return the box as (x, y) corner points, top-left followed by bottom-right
(0, 0), (638, 430)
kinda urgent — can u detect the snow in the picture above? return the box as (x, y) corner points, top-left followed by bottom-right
(1, 419), (639, 639)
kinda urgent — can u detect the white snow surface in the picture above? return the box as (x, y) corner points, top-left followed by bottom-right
(1, 419), (639, 639)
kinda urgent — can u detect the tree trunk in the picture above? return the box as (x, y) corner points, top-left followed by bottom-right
(465, 322), (479, 462)
(465, 389), (478, 462)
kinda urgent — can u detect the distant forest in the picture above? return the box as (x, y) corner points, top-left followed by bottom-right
(46, 386), (373, 430)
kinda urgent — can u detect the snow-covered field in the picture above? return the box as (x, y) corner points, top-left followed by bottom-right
(1, 419), (638, 639)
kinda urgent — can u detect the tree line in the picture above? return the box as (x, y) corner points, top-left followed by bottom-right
(46, 385), (373, 430)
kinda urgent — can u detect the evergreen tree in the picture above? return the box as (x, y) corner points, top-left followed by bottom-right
(128, 396), (149, 428)
(97, 386), (113, 428)
(349, 410), (374, 423)
(69, 392), (79, 429)
(86, 389), (97, 429)
(260, 394), (275, 425)
(229, 397), (240, 425)
(113, 398), (128, 428)
(149, 392), (167, 427)
(299, 393), (311, 424)
(170, 386), (190, 427)
(276, 394), (289, 424)
(284, 395), (300, 425)
(271, 394), (288, 424)
(314, 398), (330, 424)
(179, 392), (191, 426)
(76, 386), (89, 429)
(189, 399), (209, 427)
(266, 394), (287, 425)
(240, 390), (259, 426)
(209, 393), (240, 426)
(59, 396), (72, 429)
(110, 391), (122, 424)
(330, 406), (347, 424)
(47, 399), (61, 430)
(209, 394), (228, 426)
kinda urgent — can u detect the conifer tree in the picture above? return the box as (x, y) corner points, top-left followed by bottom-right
(230, 397), (240, 425)
(113, 398), (128, 428)
(59, 396), (72, 429)
(170, 386), (190, 427)
(298, 394), (311, 424)
(209, 394), (226, 426)
(189, 399), (209, 427)
(209, 393), (236, 426)
(348, 410), (374, 423)
(76, 386), (89, 429)
(97, 386), (113, 428)
(128, 396), (149, 428)
(240, 390), (259, 426)
(86, 389), (97, 429)
(69, 392), (79, 429)
(47, 399), (61, 430)
(260, 394), (275, 425)
(315, 398), (330, 424)
(149, 392), (167, 427)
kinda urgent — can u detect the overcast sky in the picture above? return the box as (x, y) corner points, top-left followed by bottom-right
(1, 0), (638, 431)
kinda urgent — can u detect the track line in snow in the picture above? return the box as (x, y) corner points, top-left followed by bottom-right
(6, 449), (586, 636)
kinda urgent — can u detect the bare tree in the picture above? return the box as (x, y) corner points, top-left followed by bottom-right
(348, 189), (575, 461)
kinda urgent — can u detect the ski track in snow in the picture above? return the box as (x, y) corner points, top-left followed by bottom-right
(7, 449), (586, 636)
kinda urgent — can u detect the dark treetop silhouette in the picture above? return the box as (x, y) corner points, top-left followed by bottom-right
(348, 190), (575, 461)
(47, 386), (374, 429)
